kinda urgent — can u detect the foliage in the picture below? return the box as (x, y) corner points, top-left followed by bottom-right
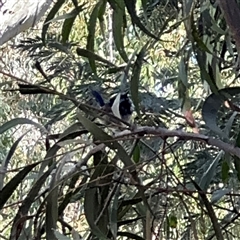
(1, 0), (240, 240)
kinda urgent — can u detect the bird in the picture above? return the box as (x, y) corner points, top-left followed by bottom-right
(92, 90), (134, 124)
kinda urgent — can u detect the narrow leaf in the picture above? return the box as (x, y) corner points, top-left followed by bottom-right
(86, 1), (102, 72)
(199, 151), (223, 190)
(130, 46), (146, 115)
(62, 5), (85, 43)
(42, 0), (66, 43)
(0, 162), (39, 209)
(202, 87), (240, 138)
(0, 118), (47, 135)
(124, 0), (159, 40)
(0, 132), (28, 190)
(112, 2), (129, 62)
(76, 47), (116, 67)
(77, 113), (134, 169)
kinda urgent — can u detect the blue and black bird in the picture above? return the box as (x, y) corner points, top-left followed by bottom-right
(92, 90), (134, 123)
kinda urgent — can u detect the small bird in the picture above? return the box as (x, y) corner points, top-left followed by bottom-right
(92, 90), (134, 124)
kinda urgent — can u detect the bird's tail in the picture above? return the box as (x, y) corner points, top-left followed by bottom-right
(92, 90), (105, 107)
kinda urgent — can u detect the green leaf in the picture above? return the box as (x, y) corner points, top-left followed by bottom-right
(0, 118), (47, 135)
(62, 5), (85, 43)
(76, 48), (116, 67)
(110, 186), (120, 239)
(168, 215), (178, 228)
(86, 1), (102, 72)
(112, 1), (129, 62)
(42, 0), (66, 43)
(0, 132), (28, 190)
(221, 159), (229, 183)
(199, 151), (223, 190)
(223, 112), (237, 137)
(10, 164), (56, 239)
(0, 162), (40, 209)
(124, 0), (159, 40)
(77, 113), (134, 169)
(84, 161), (110, 239)
(46, 169), (61, 240)
(234, 156), (240, 182)
(98, 0), (107, 36)
(132, 144), (140, 163)
(202, 87), (240, 138)
(130, 46), (146, 116)
(211, 189), (230, 204)
(178, 57), (188, 87)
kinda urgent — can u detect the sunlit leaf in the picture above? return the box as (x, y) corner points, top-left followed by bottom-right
(77, 112), (134, 169)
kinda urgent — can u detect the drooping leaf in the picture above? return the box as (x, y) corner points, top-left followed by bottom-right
(77, 112), (134, 169)
(112, 1), (129, 62)
(86, 1), (102, 72)
(124, 0), (159, 40)
(199, 151), (223, 190)
(46, 163), (63, 240)
(0, 162), (40, 209)
(221, 159), (230, 183)
(0, 118), (47, 135)
(10, 164), (56, 239)
(62, 4), (85, 43)
(84, 159), (110, 239)
(42, 0), (66, 43)
(130, 46), (146, 116)
(202, 87), (240, 138)
(110, 185), (120, 239)
(76, 47), (116, 67)
(0, 132), (28, 190)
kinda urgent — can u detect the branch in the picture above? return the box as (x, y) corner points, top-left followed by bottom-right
(115, 126), (240, 158)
